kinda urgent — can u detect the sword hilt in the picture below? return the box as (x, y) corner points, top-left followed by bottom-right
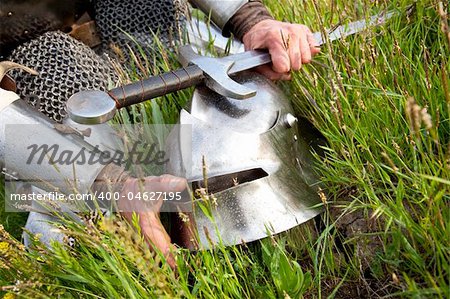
(108, 65), (204, 108)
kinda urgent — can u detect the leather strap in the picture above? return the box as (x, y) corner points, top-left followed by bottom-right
(69, 13), (102, 48)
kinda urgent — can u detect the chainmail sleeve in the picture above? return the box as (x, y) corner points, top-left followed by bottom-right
(7, 31), (117, 123)
(94, 0), (188, 55)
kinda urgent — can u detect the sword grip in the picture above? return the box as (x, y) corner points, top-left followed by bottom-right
(108, 65), (204, 108)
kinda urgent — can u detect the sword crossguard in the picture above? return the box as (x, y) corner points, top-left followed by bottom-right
(179, 46), (257, 99)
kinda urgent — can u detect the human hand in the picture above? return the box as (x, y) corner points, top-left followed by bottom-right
(242, 19), (320, 80)
(118, 175), (187, 268)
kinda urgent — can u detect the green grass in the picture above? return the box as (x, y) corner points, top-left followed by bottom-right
(0, 179), (27, 240)
(1, 0), (449, 297)
(270, 0), (449, 296)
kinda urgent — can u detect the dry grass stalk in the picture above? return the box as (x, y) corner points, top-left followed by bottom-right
(438, 2), (450, 46)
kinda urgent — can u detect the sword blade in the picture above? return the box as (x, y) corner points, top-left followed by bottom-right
(226, 50), (272, 74)
(313, 10), (395, 45)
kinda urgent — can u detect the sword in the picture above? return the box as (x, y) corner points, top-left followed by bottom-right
(225, 10), (395, 73)
(67, 11), (395, 125)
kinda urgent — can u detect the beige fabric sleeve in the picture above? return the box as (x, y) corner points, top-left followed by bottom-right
(0, 88), (19, 112)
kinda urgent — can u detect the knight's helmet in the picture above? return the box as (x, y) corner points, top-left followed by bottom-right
(166, 71), (324, 247)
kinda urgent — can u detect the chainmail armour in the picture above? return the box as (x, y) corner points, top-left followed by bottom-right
(8, 31), (117, 123)
(95, 0), (188, 55)
(6, 0), (188, 122)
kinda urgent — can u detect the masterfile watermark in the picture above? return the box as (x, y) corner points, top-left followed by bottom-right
(25, 140), (169, 167)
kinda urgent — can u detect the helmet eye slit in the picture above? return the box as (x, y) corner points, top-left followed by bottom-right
(191, 168), (269, 197)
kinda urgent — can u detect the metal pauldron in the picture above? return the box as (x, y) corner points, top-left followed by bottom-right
(0, 99), (107, 196)
(189, 0), (248, 29)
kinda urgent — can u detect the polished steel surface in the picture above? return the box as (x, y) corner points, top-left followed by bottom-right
(189, 0), (248, 30)
(0, 100), (106, 195)
(313, 11), (395, 45)
(189, 55), (256, 99)
(186, 17), (245, 54)
(67, 90), (117, 125)
(179, 45), (257, 99)
(166, 72), (324, 247)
